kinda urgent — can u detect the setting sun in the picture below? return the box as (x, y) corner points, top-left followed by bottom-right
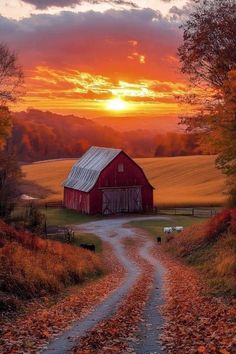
(106, 98), (127, 111)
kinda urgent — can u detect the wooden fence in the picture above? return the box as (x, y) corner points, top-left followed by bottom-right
(43, 200), (221, 218)
(45, 201), (64, 208)
(153, 207), (221, 218)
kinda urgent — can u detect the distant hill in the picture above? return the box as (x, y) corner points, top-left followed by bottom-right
(92, 115), (180, 133)
(10, 110), (202, 162)
(22, 155), (226, 207)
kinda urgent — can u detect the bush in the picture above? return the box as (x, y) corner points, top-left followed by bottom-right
(164, 209), (236, 296)
(205, 209), (236, 242)
(0, 220), (103, 300)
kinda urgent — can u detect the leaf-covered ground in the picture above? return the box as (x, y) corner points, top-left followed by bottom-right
(0, 245), (124, 354)
(1, 220), (235, 354)
(71, 234), (236, 354)
(156, 249), (236, 354)
(72, 238), (154, 354)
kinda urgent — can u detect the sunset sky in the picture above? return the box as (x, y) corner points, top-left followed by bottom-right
(0, 0), (193, 118)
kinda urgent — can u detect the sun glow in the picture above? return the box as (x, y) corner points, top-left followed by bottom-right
(106, 98), (127, 111)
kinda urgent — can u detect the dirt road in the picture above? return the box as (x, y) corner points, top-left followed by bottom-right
(42, 216), (169, 354)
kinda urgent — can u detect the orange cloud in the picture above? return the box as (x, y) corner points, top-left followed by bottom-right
(15, 65), (202, 117)
(0, 8), (192, 117)
(27, 66), (192, 101)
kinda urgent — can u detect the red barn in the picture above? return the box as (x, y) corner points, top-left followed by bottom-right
(63, 146), (154, 215)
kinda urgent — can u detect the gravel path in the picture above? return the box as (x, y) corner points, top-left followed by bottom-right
(134, 240), (166, 353)
(42, 216), (170, 354)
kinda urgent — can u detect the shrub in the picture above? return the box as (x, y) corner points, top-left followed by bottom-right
(205, 209), (236, 242)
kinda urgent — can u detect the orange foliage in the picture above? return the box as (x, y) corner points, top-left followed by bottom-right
(0, 221), (103, 299)
(164, 209), (236, 295)
(166, 209), (236, 256)
(12, 109), (202, 161)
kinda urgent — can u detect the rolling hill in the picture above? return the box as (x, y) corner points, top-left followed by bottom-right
(92, 115), (180, 133)
(12, 110), (201, 162)
(22, 155), (227, 207)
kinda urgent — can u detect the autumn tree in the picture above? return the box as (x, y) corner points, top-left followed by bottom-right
(0, 107), (12, 150)
(179, 0), (236, 89)
(0, 43), (23, 147)
(178, 0), (236, 205)
(0, 147), (22, 218)
(0, 43), (24, 217)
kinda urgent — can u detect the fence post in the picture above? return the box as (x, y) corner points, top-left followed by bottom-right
(192, 208), (194, 216)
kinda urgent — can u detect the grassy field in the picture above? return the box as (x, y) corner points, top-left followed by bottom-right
(22, 155), (227, 207)
(44, 207), (98, 226)
(129, 216), (206, 242)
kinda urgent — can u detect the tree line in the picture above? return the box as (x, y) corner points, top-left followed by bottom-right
(9, 109), (203, 162)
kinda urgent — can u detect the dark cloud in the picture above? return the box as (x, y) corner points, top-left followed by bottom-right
(169, 2), (193, 20)
(0, 8), (182, 82)
(21, 0), (138, 10)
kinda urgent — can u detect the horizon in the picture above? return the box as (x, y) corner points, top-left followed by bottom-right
(0, 0), (192, 123)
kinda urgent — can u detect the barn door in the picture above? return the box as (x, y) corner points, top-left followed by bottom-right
(129, 187), (142, 212)
(102, 187), (142, 215)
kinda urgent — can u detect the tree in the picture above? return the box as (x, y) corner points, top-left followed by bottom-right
(0, 107), (12, 150)
(0, 43), (24, 217)
(178, 0), (236, 89)
(178, 0), (236, 205)
(214, 70), (236, 176)
(0, 43), (24, 105)
(0, 43), (23, 149)
(0, 147), (22, 218)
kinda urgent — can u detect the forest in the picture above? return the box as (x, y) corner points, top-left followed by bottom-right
(11, 109), (203, 161)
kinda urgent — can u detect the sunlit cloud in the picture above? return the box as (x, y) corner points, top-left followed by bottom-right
(16, 65), (205, 117)
(0, 5), (190, 117)
(28, 66), (192, 101)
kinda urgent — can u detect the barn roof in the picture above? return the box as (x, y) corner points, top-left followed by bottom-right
(63, 146), (122, 192)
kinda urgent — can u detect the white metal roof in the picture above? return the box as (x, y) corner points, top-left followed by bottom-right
(63, 146), (122, 192)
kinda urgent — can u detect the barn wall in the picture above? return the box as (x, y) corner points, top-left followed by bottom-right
(89, 152), (153, 214)
(64, 187), (90, 214)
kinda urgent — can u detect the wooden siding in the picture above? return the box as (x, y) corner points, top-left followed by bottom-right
(64, 187), (90, 214)
(89, 152), (153, 214)
(102, 187), (142, 214)
(64, 150), (154, 215)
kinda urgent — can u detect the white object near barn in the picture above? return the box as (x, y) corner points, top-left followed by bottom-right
(164, 227), (173, 233)
(163, 226), (184, 233)
(175, 226), (184, 232)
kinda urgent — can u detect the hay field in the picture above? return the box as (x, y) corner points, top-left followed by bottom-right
(22, 155), (227, 207)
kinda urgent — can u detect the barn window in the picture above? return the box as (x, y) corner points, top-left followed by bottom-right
(118, 163), (124, 172)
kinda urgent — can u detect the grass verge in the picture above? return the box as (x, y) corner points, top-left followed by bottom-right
(129, 216), (205, 242)
(73, 232), (102, 253)
(130, 211), (236, 297)
(44, 207), (98, 226)
(0, 220), (104, 312)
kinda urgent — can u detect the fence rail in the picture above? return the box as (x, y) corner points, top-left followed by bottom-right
(43, 201), (221, 218)
(45, 201), (64, 208)
(153, 207), (221, 218)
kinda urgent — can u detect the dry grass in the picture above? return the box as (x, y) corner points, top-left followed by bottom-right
(22, 155), (227, 206)
(0, 221), (103, 302)
(164, 209), (236, 296)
